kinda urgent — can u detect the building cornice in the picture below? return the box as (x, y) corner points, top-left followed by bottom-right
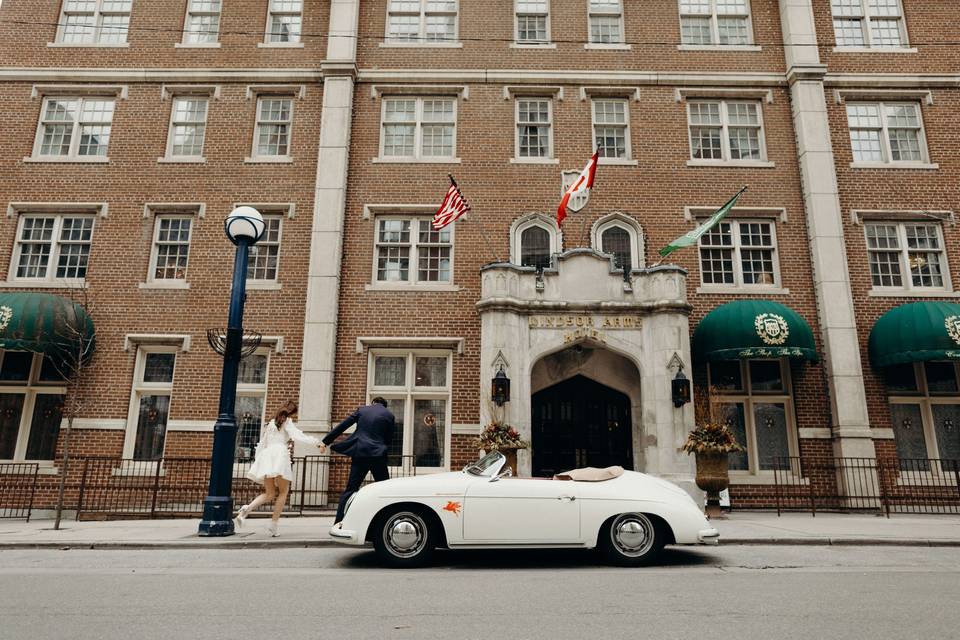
(0, 67), (322, 84)
(785, 64), (827, 84)
(357, 69), (788, 88)
(824, 73), (960, 89)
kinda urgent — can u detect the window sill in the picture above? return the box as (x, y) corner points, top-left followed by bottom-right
(677, 44), (762, 52)
(372, 157), (462, 164)
(244, 157), (294, 164)
(510, 158), (559, 165)
(175, 42), (222, 49)
(365, 283), (460, 292)
(0, 462), (59, 475)
(139, 281), (191, 290)
(867, 289), (958, 298)
(47, 42), (129, 48)
(687, 159), (775, 168)
(584, 43), (631, 51)
(696, 286), (790, 296)
(832, 46), (918, 54)
(509, 42), (556, 49)
(850, 162), (938, 170)
(379, 41), (463, 49)
(258, 41), (305, 48)
(157, 157), (207, 164)
(730, 472), (808, 486)
(246, 282), (283, 291)
(597, 158), (638, 166)
(0, 280), (89, 289)
(23, 156), (109, 164)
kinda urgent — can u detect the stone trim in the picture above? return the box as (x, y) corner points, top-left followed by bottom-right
(833, 88), (933, 105)
(355, 336), (465, 354)
(123, 334), (192, 352)
(370, 84), (468, 100)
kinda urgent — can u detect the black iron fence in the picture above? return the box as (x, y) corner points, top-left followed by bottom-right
(774, 457), (960, 516)
(75, 455), (417, 520)
(0, 463), (39, 521)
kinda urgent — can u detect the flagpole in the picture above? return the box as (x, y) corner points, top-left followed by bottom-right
(651, 185), (748, 268)
(449, 175), (503, 264)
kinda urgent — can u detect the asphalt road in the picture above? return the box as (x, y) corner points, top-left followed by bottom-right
(1, 545), (956, 640)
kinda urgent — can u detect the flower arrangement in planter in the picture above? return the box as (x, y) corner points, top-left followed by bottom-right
(475, 421), (528, 475)
(682, 387), (745, 517)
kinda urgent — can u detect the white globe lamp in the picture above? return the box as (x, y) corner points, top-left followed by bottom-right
(224, 206), (265, 245)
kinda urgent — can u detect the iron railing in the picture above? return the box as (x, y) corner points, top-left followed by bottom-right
(75, 455), (417, 520)
(774, 457), (960, 517)
(0, 463), (39, 521)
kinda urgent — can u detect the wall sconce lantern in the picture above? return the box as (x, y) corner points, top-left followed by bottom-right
(492, 365), (511, 406)
(672, 369), (691, 408)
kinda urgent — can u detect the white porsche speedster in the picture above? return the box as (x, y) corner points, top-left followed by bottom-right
(329, 451), (719, 567)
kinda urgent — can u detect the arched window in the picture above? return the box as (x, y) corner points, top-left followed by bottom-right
(510, 213), (561, 268)
(520, 225), (551, 269)
(601, 225), (632, 271)
(592, 213), (644, 271)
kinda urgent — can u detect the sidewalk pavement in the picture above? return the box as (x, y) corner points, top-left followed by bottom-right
(2, 511), (959, 550)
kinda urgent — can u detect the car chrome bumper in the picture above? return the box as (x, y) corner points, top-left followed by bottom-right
(329, 523), (359, 543)
(698, 527), (720, 545)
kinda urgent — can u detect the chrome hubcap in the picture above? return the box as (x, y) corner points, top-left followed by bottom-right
(611, 514), (655, 557)
(384, 512), (427, 558)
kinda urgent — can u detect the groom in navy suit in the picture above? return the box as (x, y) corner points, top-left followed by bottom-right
(323, 397), (396, 524)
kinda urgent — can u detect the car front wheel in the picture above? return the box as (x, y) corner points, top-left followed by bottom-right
(372, 509), (435, 568)
(599, 513), (666, 567)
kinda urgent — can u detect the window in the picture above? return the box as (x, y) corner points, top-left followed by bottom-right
(699, 219), (779, 287)
(865, 222), (948, 291)
(247, 216), (282, 282)
(165, 97), (208, 160)
(266, 0), (303, 43)
(254, 97), (293, 159)
(149, 216), (193, 283)
(34, 97), (115, 160)
(368, 350), (451, 470)
(679, 0), (752, 46)
(592, 99), (630, 160)
(127, 349), (176, 460)
(0, 352), (65, 462)
(374, 217), (453, 285)
(846, 102), (929, 165)
(516, 98), (553, 159)
(885, 362), (960, 466)
(183, 0), (221, 44)
(520, 225), (551, 269)
(386, 1), (457, 43)
(832, 0), (907, 48)
(708, 359), (796, 474)
(515, 0), (549, 44)
(56, 0), (131, 44)
(687, 100), (766, 162)
(588, 0), (623, 44)
(234, 352), (270, 461)
(12, 215), (95, 282)
(380, 97), (457, 160)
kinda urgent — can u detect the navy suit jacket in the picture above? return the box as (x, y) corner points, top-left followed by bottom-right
(323, 403), (395, 459)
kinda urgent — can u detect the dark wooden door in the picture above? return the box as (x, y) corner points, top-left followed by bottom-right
(531, 375), (633, 477)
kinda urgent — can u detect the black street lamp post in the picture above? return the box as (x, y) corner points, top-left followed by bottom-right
(199, 207), (265, 536)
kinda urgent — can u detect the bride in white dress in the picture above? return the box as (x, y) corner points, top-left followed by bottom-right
(234, 400), (325, 536)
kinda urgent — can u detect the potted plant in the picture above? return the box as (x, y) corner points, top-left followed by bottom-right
(474, 421), (529, 476)
(681, 387), (745, 518)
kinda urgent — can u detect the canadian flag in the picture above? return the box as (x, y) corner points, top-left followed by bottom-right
(556, 151), (599, 226)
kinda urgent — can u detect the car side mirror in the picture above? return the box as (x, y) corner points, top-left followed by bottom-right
(490, 466), (513, 482)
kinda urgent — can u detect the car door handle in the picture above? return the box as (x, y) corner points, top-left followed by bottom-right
(557, 495), (576, 502)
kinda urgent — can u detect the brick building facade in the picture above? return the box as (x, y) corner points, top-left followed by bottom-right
(1, 0), (958, 512)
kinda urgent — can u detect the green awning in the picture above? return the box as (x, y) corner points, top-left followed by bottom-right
(868, 302), (960, 368)
(0, 292), (95, 363)
(693, 300), (819, 362)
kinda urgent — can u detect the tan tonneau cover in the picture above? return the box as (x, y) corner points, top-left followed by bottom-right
(554, 466), (625, 482)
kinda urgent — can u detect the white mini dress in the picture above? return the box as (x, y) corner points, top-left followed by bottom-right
(246, 419), (320, 483)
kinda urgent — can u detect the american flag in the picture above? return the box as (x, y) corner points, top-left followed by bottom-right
(432, 175), (471, 230)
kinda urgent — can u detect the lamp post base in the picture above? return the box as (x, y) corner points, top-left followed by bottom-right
(198, 496), (236, 536)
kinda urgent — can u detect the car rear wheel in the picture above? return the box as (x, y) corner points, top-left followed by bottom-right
(598, 513), (666, 567)
(372, 509), (435, 568)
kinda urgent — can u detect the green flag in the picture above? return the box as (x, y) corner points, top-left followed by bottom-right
(658, 186), (748, 258)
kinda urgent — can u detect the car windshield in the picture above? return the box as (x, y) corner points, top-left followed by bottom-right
(465, 451), (505, 477)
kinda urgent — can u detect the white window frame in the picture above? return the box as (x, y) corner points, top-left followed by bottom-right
(264, 0), (304, 45)
(510, 214), (562, 267)
(887, 362), (960, 467)
(233, 348), (271, 464)
(31, 96), (116, 161)
(514, 97), (554, 161)
(54, 0), (131, 46)
(846, 101), (932, 167)
(831, 0), (909, 49)
(686, 99), (769, 165)
(384, 0), (459, 44)
(678, 0), (755, 47)
(181, 0), (222, 46)
(367, 348), (453, 474)
(709, 359), (799, 480)
(250, 96), (294, 161)
(123, 346), (179, 460)
(592, 213), (644, 271)
(864, 221), (951, 293)
(378, 97), (459, 162)
(591, 98), (632, 161)
(147, 214), (194, 286)
(10, 214), (96, 284)
(163, 96), (209, 161)
(514, 0), (551, 45)
(371, 216), (455, 289)
(587, 0), (625, 45)
(246, 214), (284, 285)
(697, 217), (782, 289)
(0, 352), (67, 463)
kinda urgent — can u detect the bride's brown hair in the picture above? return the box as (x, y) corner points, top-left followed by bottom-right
(273, 400), (298, 429)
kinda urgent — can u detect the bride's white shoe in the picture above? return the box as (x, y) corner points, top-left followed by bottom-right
(234, 505), (250, 530)
(266, 521), (280, 537)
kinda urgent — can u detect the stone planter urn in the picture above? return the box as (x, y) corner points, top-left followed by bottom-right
(694, 451), (730, 518)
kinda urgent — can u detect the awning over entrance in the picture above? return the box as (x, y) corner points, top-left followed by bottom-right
(693, 300), (818, 363)
(0, 292), (96, 363)
(868, 302), (960, 368)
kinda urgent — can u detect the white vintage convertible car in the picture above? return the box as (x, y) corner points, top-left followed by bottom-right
(329, 451), (719, 567)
